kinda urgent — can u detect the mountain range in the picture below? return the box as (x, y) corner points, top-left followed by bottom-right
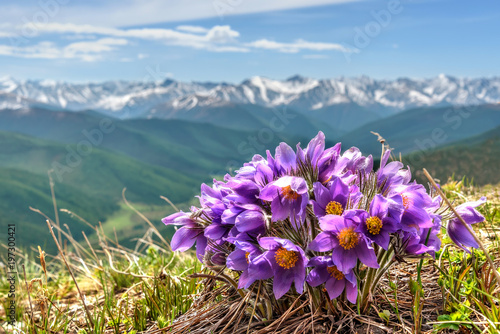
(2, 75), (500, 131)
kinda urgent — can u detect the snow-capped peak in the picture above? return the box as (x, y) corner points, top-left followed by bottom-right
(0, 75), (499, 118)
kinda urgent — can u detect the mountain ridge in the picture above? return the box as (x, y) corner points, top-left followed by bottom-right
(2, 75), (500, 122)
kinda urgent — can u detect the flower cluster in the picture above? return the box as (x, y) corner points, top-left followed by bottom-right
(163, 132), (486, 303)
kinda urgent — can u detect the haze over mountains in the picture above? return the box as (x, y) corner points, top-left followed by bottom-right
(2, 74), (500, 250)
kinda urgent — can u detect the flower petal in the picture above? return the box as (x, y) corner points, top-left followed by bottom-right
(171, 227), (197, 252)
(227, 249), (248, 271)
(308, 232), (338, 252)
(325, 277), (345, 300)
(355, 241), (379, 269)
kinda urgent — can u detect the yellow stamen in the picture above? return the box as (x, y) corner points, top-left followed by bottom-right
(402, 194), (412, 209)
(281, 185), (300, 201)
(325, 201), (343, 215)
(337, 227), (359, 250)
(245, 252), (250, 264)
(366, 216), (383, 235)
(274, 247), (299, 269)
(327, 265), (345, 280)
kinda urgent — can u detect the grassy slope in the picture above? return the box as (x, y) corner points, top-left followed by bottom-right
(338, 104), (500, 156)
(0, 108), (307, 176)
(0, 131), (202, 251)
(405, 125), (500, 185)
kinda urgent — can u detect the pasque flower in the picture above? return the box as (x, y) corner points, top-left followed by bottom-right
(308, 212), (379, 273)
(311, 178), (362, 218)
(358, 194), (400, 250)
(162, 211), (207, 261)
(162, 131), (487, 307)
(226, 238), (273, 288)
(259, 176), (309, 227)
(258, 237), (307, 299)
(307, 256), (357, 303)
(447, 197), (486, 252)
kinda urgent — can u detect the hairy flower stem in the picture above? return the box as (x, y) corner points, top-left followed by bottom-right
(359, 246), (395, 313)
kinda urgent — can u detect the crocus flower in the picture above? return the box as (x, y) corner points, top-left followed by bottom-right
(447, 197), (486, 252)
(259, 176), (309, 227)
(308, 212), (379, 273)
(162, 211), (207, 261)
(359, 194), (400, 250)
(306, 256), (357, 303)
(311, 178), (361, 218)
(226, 239), (272, 288)
(258, 237), (307, 299)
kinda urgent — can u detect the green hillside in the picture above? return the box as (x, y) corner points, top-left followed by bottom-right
(339, 104), (500, 156)
(405, 125), (500, 185)
(0, 108), (302, 176)
(0, 131), (209, 251)
(0, 109), (311, 251)
(0, 167), (113, 252)
(148, 103), (338, 138)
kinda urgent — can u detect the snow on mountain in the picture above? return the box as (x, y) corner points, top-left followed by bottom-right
(1, 75), (499, 119)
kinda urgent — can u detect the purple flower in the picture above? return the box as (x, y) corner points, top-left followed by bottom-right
(308, 213), (379, 273)
(377, 150), (411, 192)
(311, 178), (361, 218)
(359, 195), (400, 250)
(341, 147), (373, 176)
(306, 256), (357, 303)
(388, 183), (434, 233)
(258, 237), (307, 299)
(226, 239), (273, 288)
(259, 176), (309, 227)
(228, 204), (267, 236)
(316, 143), (343, 184)
(447, 197), (486, 252)
(267, 142), (297, 176)
(224, 179), (260, 204)
(162, 211), (207, 261)
(296, 131), (326, 168)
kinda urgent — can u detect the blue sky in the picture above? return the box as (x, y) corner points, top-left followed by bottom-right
(0, 0), (499, 83)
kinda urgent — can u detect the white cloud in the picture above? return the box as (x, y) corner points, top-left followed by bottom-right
(0, 1), (361, 28)
(26, 23), (243, 52)
(0, 38), (128, 61)
(137, 53), (149, 59)
(210, 46), (250, 53)
(176, 25), (209, 34)
(1, 21), (349, 61)
(247, 39), (353, 53)
(0, 31), (15, 38)
(303, 54), (329, 59)
(64, 38), (128, 53)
